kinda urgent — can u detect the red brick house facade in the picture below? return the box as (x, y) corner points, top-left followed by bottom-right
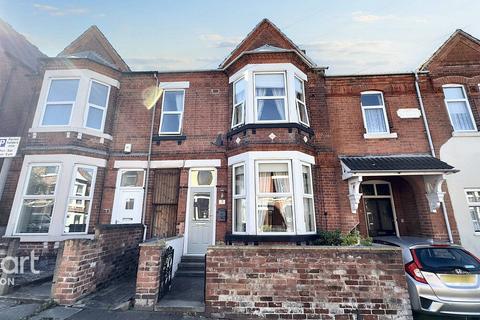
(2, 19), (479, 257)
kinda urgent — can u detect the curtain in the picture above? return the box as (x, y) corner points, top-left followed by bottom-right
(256, 88), (267, 118)
(365, 108), (387, 133)
(259, 172), (272, 193)
(175, 92), (184, 111)
(448, 101), (474, 130)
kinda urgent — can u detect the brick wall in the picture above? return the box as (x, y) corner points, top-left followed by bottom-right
(206, 246), (412, 320)
(51, 223), (143, 305)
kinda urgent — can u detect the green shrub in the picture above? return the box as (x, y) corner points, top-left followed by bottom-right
(360, 237), (373, 246)
(313, 230), (342, 246)
(341, 230), (360, 246)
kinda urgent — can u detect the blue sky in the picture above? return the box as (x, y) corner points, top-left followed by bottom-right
(1, 0), (480, 74)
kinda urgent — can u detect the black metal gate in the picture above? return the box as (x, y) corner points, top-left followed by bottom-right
(158, 246), (174, 300)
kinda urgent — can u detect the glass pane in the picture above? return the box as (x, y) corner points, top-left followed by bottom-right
(257, 99), (286, 121)
(234, 166), (244, 195)
(302, 165), (312, 194)
(72, 167), (94, 197)
(255, 74), (285, 96)
(160, 114), (181, 133)
(364, 108), (387, 133)
(163, 91), (184, 112)
(304, 198), (315, 232)
(232, 103), (243, 126)
(470, 207), (480, 232)
(443, 87), (465, 100)
(17, 199), (53, 233)
(258, 163), (290, 193)
(234, 198), (246, 233)
(361, 184), (375, 196)
(257, 197), (294, 232)
(414, 247), (480, 273)
(361, 93), (383, 106)
(86, 106), (104, 130)
(125, 198), (135, 210)
(467, 191), (480, 203)
(234, 78), (245, 105)
(120, 171), (144, 187)
(447, 101), (475, 131)
(376, 183), (391, 196)
(42, 104), (72, 125)
(47, 79), (79, 102)
(297, 102), (308, 124)
(295, 77), (304, 101)
(26, 166), (59, 195)
(194, 193), (210, 220)
(190, 170), (215, 187)
(89, 81), (109, 107)
(64, 199), (90, 233)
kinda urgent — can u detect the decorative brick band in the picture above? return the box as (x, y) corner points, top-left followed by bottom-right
(205, 246), (413, 320)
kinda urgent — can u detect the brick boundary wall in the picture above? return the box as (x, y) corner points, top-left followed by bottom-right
(134, 239), (166, 309)
(206, 246), (413, 320)
(51, 224), (144, 305)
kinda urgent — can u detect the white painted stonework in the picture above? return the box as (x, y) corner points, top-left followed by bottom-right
(440, 136), (480, 257)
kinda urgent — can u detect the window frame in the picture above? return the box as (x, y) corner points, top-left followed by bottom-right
(14, 163), (62, 235)
(159, 89), (185, 135)
(63, 165), (97, 235)
(83, 79), (111, 132)
(118, 169), (146, 189)
(232, 163), (247, 234)
(231, 77), (245, 129)
(442, 84), (478, 132)
(360, 91), (390, 134)
(253, 71), (289, 124)
(40, 78), (80, 127)
(295, 76), (309, 126)
(255, 159), (295, 235)
(301, 162), (316, 234)
(465, 189), (480, 233)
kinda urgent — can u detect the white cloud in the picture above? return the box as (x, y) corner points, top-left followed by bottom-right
(351, 11), (428, 24)
(33, 3), (88, 16)
(199, 33), (242, 48)
(126, 56), (221, 71)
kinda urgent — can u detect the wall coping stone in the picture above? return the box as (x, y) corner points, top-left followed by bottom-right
(208, 244), (401, 252)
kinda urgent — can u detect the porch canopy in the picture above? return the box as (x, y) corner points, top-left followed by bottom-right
(340, 155), (458, 213)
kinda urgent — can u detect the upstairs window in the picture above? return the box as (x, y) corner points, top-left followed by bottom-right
(232, 78), (245, 128)
(360, 91), (389, 134)
(295, 77), (309, 126)
(159, 90), (185, 134)
(443, 85), (477, 132)
(254, 73), (287, 122)
(42, 79), (79, 126)
(85, 81), (110, 131)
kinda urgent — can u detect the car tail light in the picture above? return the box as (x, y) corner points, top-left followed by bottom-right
(405, 249), (428, 284)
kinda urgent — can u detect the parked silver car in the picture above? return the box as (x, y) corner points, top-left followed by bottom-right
(374, 236), (480, 316)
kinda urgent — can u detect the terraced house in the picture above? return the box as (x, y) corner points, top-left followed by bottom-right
(1, 19), (480, 263)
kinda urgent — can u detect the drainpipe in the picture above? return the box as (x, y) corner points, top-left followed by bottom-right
(414, 72), (454, 243)
(141, 72), (160, 241)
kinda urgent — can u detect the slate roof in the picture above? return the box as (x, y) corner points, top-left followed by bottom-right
(340, 155), (456, 172)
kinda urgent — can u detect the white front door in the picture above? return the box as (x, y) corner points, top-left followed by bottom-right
(112, 169), (145, 224)
(187, 188), (214, 255)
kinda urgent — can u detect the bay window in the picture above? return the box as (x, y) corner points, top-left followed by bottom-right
(85, 81), (110, 131)
(232, 78), (245, 128)
(295, 76), (309, 126)
(233, 164), (246, 233)
(302, 164), (315, 232)
(159, 90), (185, 134)
(360, 91), (389, 134)
(42, 79), (79, 126)
(64, 166), (96, 233)
(443, 85), (477, 132)
(16, 165), (60, 234)
(255, 73), (287, 122)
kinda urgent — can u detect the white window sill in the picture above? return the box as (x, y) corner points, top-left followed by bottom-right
(474, 231), (480, 236)
(29, 127), (113, 140)
(363, 132), (398, 139)
(452, 131), (480, 137)
(4, 234), (95, 242)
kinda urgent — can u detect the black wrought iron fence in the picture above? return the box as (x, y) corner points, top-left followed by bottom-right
(158, 246), (174, 300)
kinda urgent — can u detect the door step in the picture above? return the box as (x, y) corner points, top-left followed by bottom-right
(175, 256), (205, 278)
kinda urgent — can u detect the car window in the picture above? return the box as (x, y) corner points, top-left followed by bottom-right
(414, 247), (480, 273)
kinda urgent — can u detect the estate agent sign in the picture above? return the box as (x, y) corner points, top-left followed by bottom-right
(0, 137), (21, 158)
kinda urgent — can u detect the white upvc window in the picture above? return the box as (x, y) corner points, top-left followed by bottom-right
(84, 80), (111, 131)
(301, 163), (315, 232)
(466, 190), (480, 233)
(443, 85), (477, 132)
(256, 161), (294, 234)
(360, 91), (390, 134)
(64, 165), (97, 234)
(295, 76), (309, 126)
(41, 79), (79, 126)
(159, 90), (185, 135)
(232, 77), (245, 128)
(254, 72), (288, 122)
(15, 164), (61, 234)
(232, 164), (246, 233)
